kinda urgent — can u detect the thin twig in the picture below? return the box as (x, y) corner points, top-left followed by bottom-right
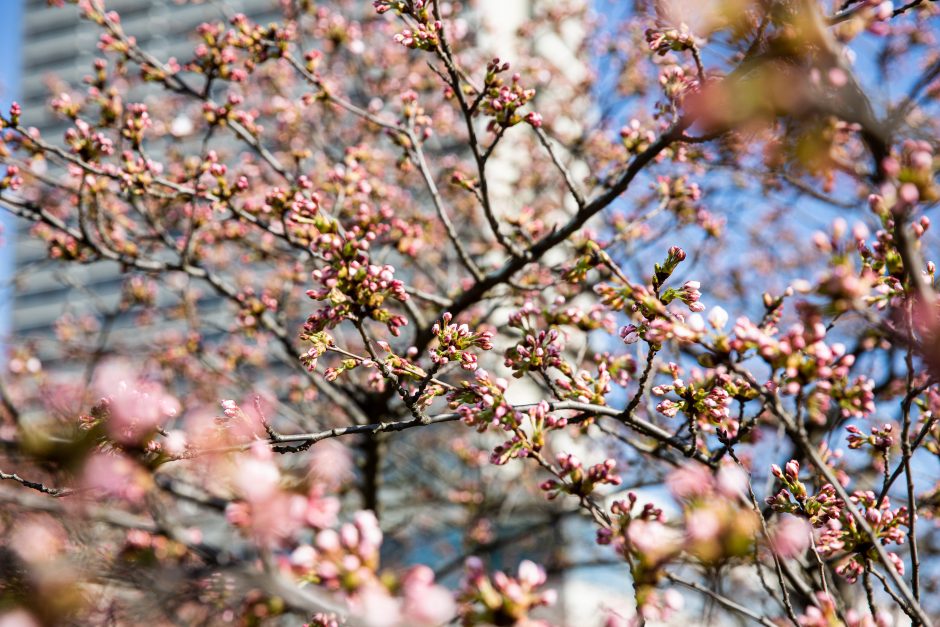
(0, 470), (72, 497)
(409, 129), (484, 281)
(666, 574), (777, 626)
(531, 126), (586, 208)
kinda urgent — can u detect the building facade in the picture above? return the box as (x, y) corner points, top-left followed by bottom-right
(13, 0), (276, 347)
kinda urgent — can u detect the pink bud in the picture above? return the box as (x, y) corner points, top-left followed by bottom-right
(899, 183), (920, 204)
(785, 460), (800, 480)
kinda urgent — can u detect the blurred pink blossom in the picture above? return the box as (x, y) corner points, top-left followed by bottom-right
(10, 515), (67, 563)
(400, 565), (457, 625)
(0, 610), (41, 627)
(81, 452), (151, 502)
(93, 360), (180, 444)
(666, 463), (712, 499)
(770, 515), (811, 559)
(305, 486), (341, 529)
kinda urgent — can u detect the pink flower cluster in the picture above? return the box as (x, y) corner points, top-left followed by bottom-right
(867, 2), (897, 35)
(596, 493), (682, 622)
(5, 101), (21, 125)
(598, 246), (705, 345)
(677, 280), (704, 312)
(767, 461), (842, 523)
(291, 514), (456, 626)
(846, 422), (896, 451)
(304, 614), (342, 627)
(448, 369), (522, 434)
(658, 65), (699, 103)
(489, 400), (567, 465)
(299, 330), (335, 372)
(50, 91), (81, 118)
(65, 118), (114, 161)
(668, 464), (757, 558)
(819, 490), (909, 582)
(80, 451), (152, 503)
(595, 465), (757, 621)
(645, 25), (696, 56)
(553, 364), (614, 405)
(375, 0), (442, 51)
(597, 279), (664, 320)
(503, 328), (567, 378)
(0, 164), (22, 191)
(891, 139), (937, 203)
(540, 453), (621, 499)
(289, 510), (382, 592)
(430, 312), (494, 371)
(798, 591), (892, 627)
(731, 312), (875, 420)
(768, 460), (909, 582)
(227, 13), (293, 64)
(654, 176), (723, 236)
(393, 22), (442, 51)
(619, 118), (656, 156)
(651, 362), (749, 438)
(224, 441), (342, 545)
(539, 297), (616, 332)
(235, 286), (279, 332)
(769, 515), (812, 559)
(187, 14), (291, 82)
(478, 59), (539, 132)
(305, 232), (408, 336)
(458, 557), (555, 627)
(90, 360), (181, 445)
(597, 492), (668, 556)
(121, 102), (151, 148)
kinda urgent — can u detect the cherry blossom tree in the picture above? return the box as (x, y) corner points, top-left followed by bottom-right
(1, 0), (940, 624)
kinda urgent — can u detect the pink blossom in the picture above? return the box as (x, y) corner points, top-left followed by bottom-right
(10, 516), (67, 563)
(626, 520), (681, 560)
(81, 452), (150, 503)
(707, 306), (728, 330)
(0, 610), (41, 627)
(715, 464), (748, 499)
(93, 360), (180, 445)
(400, 565), (457, 625)
(232, 453), (281, 502)
(685, 508), (721, 543)
(308, 440), (353, 491)
(355, 583), (402, 627)
(770, 515), (811, 558)
(666, 463), (713, 499)
(305, 487), (341, 529)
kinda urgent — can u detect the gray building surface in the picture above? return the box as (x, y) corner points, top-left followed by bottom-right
(13, 0), (276, 348)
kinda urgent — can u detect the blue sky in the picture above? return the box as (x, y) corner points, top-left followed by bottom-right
(0, 0), (21, 337)
(0, 1), (22, 107)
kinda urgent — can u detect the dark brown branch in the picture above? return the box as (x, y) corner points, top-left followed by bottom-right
(0, 470), (72, 497)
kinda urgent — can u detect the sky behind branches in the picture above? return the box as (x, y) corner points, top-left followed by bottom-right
(0, 0), (22, 339)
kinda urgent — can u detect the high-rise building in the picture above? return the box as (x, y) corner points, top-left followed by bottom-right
(12, 0), (276, 350)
